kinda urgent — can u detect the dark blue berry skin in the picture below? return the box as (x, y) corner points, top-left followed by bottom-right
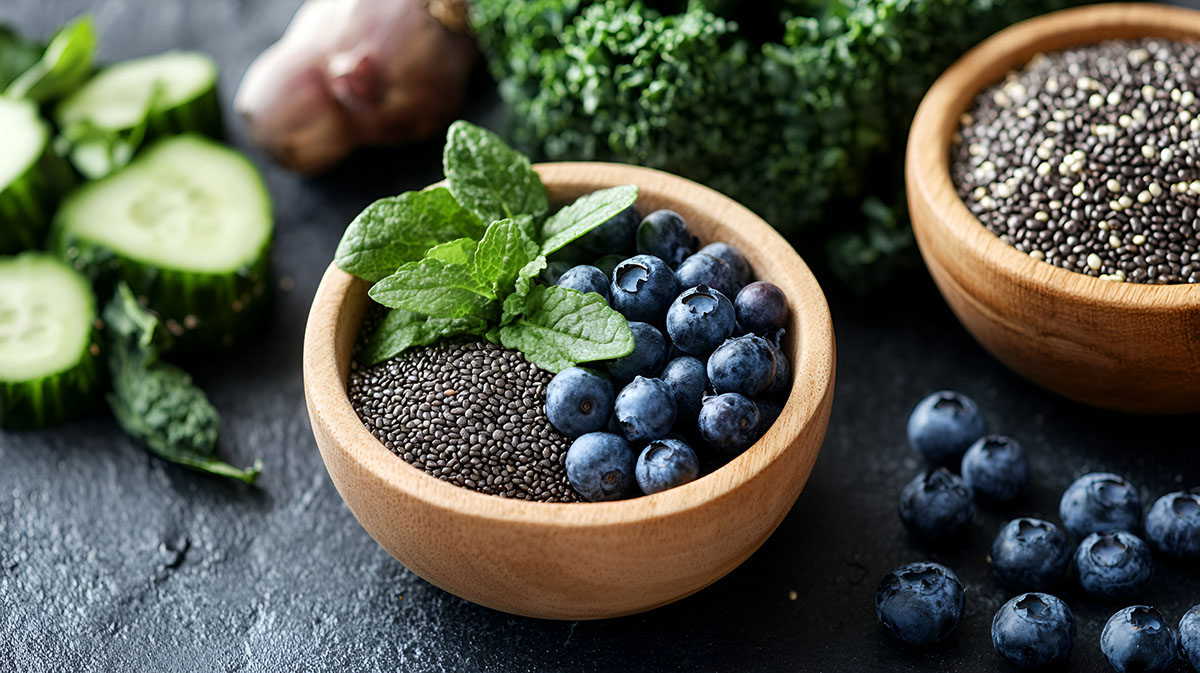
(707, 334), (776, 398)
(906, 390), (988, 466)
(593, 254), (625, 279)
(635, 438), (700, 494)
(636, 210), (695, 268)
(734, 281), (789, 336)
(541, 260), (573, 286)
(666, 285), (736, 356)
(545, 367), (615, 438)
(899, 468), (975, 543)
(606, 321), (667, 385)
(660, 356), (708, 424)
(1144, 491), (1200, 560)
(1059, 472), (1142, 538)
(697, 393), (759, 456)
(611, 254), (681, 322)
(556, 265), (611, 303)
(1074, 531), (1154, 600)
(565, 432), (636, 501)
(755, 399), (783, 439)
(698, 242), (752, 289)
(675, 253), (738, 298)
(1101, 606), (1178, 673)
(989, 518), (1070, 590)
(613, 376), (677, 442)
(577, 203), (641, 255)
(1180, 605), (1200, 672)
(991, 593), (1076, 670)
(960, 435), (1030, 504)
(874, 562), (965, 646)
(763, 339), (790, 398)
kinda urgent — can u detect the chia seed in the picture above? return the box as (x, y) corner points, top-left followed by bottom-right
(951, 38), (1200, 284)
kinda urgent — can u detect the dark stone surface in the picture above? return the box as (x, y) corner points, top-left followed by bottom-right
(2, 2), (1198, 671)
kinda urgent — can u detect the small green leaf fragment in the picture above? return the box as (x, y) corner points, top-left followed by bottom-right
(369, 258), (497, 318)
(5, 15), (95, 102)
(360, 309), (487, 365)
(499, 285), (634, 373)
(472, 218), (541, 297)
(443, 120), (548, 224)
(425, 238), (478, 265)
(540, 185), (638, 255)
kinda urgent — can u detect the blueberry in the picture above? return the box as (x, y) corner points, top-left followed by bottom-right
(555, 265), (611, 303)
(906, 390), (988, 466)
(707, 334), (776, 398)
(991, 593), (1076, 670)
(1180, 605), (1200, 672)
(593, 254), (625, 279)
(610, 255), (681, 322)
(763, 338), (790, 398)
(1059, 472), (1142, 538)
(666, 285), (736, 356)
(545, 367), (615, 438)
(1074, 531), (1154, 600)
(874, 562), (965, 646)
(613, 376), (677, 442)
(899, 468), (975, 543)
(989, 518), (1070, 590)
(635, 438), (700, 494)
(675, 253), (738, 298)
(754, 399), (783, 439)
(636, 210), (695, 267)
(734, 281), (789, 336)
(577, 203), (640, 255)
(1101, 606), (1178, 673)
(1144, 491), (1200, 560)
(565, 432), (636, 501)
(541, 260), (573, 286)
(606, 321), (667, 385)
(697, 393), (759, 456)
(960, 435), (1030, 504)
(697, 242), (753, 289)
(660, 356), (708, 424)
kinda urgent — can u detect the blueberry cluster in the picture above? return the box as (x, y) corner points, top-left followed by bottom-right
(876, 390), (1200, 672)
(543, 206), (792, 501)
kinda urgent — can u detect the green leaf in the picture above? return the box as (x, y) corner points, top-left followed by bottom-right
(425, 237), (478, 265)
(5, 16), (95, 102)
(335, 187), (486, 282)
(501, 256), (547, 325)
(369, 258), (497, 319)
(499, 285), (634, 373)
(472, 218), (541, 297)
(540, 185), (638, 255)
(443, 120), (548, 224)
(360, 309), (487, 366)
(0, 25), (43, 90)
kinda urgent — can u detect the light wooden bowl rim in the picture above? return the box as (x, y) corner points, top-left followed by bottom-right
(304, 161), (835, 530)
(908, 2), (1200, 310)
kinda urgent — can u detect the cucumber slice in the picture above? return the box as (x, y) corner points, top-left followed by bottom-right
(0, 252), (101, 430)
(0, 98), (75, 254)
(52, 135), (272, 349)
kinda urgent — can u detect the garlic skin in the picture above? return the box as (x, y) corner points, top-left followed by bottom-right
(235, 0), (475, 173)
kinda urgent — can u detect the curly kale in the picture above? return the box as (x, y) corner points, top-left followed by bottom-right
(471, 0), (1084, 288)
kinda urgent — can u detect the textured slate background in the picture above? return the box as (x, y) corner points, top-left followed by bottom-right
(1, 2), (1198, 671)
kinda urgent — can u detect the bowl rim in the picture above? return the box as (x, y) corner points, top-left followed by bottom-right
(908, 2), (1200, 308)
(303, 161), (836, 529)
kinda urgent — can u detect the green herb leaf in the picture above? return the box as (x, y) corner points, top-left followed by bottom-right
(425, 238), (478, 265)
(369, 258), (497, 319)
(472, 218), (541, 297)
(540, 185), (638, 255)
(5, 16), (95, 102)
(499, 285), (634, 373)
(336, 187), (486, 282)
(0, 25), (43, 90)
(360, 309), (488, 365)
(501, 256), (547, 325)
(443, 120), (547, 225)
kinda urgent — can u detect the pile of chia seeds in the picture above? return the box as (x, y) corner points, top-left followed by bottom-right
(347, 338), (580, 503)
(952, 38), (1200, 284)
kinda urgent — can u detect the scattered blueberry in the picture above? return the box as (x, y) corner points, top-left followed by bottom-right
(610, 254), (681, 322)
(577, 203), (640, 255)
(565, 432), (636, 502)
(754, 399), (783, 439)
(707, 334), (776, 398)
(899, 468), (975, 543)
(874, 562), (965, 646)
(556, 265), (611, 303)
(635, 438), (700, 494)
(541, 260), (573, 286)
(1101, 606), (1178, 673)
(1074, 531), (1154, 600)
(675, 253), (738, 298)
(734, 281), (789, 335)
(666, 285), (736, 356)
(906, 390), (988, 466)
(606, 321), (667, 385)
(636, 210), (695, 268)
(593, 254), (625, 279)
(613, 376), (677, 442)
(545, 367), (615, 438)
(698, 393), (760, 456)
(697, 242), (752, 289)
(660, 356), (708, 424)
(763, 338), (790, 397)
(1059, 472), (1142, 538)
(1144, 491), (1200, 560)
(960, 435), (1030, 504)
(991, 593), (1076, 670)
(989, 518), (1070, 590)
(1180, 605), (1200, 672)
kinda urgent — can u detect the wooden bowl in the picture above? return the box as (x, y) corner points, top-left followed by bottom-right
(907, 3), (1200, 415)
(302, 162), (836, 619)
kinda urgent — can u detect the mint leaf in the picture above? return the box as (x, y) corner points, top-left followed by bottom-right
(540, 185), (638, 255)
(444, 121), (548, 225)
(5, 16), (95, 102)
(500, 285), (634, 373)
(501, 256), (547, 325)
(472, 218), (541, 297)
(336, 187), (485, 282)
(369, 258), (497, 319)
(360, 309), (487, 366)
(425, 238), (477, 265)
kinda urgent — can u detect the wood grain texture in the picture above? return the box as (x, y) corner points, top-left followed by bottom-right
(302, 162), (836, 619)
(907, 3), (1200, 414)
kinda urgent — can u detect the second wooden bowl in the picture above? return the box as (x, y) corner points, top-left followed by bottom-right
(303, 162), (836, 619)
(907, 3), (1200, 414)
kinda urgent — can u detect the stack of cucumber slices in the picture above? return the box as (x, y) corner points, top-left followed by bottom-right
(0, 16), (269, 482)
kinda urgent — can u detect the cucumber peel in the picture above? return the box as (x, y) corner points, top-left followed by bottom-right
(0, 98), (76, 254)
